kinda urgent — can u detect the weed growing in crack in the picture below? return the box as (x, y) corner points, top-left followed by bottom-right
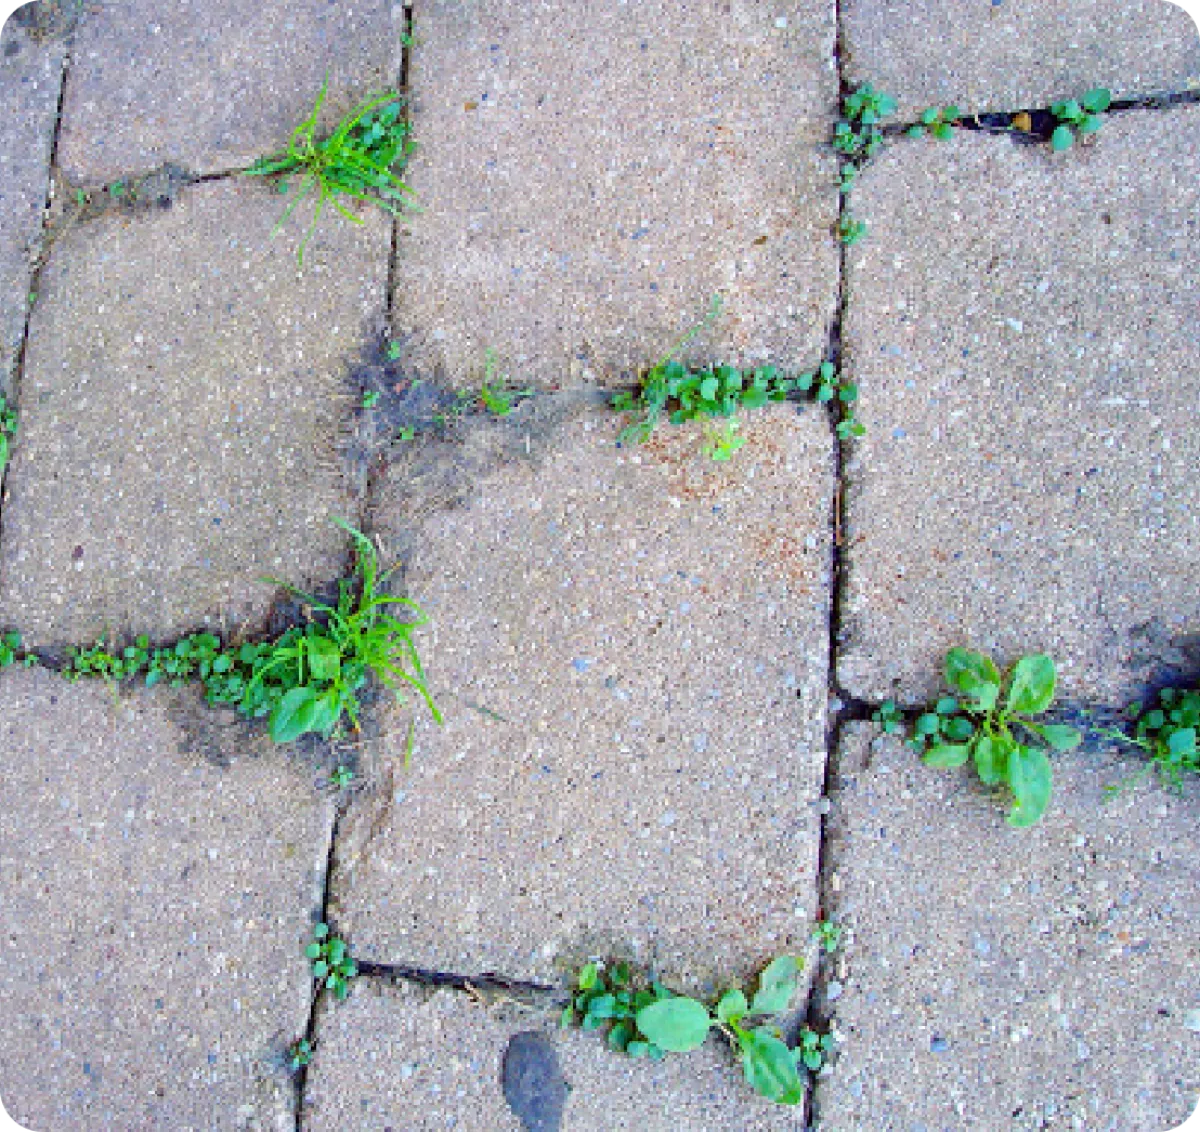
(306, 922), (357, 1000)
(797, 1026), (837, 1072)
(1050, 89), (1111, 151)
(811, 919), (843, 955)
(833, 83), (896, 162)
(871, 698), (904, 736)
(564, 955), (814, 1105)
(245, 78), (416, 263)
(1100, 686), (1199, 792)
(0, 631), (23, 669)
(287, 1038), (315, 1071)
(0, 393), (17, 478)
(910, 649), (1081, 827)
(907, 105), (960, 140)
(329, 764), (355, 790)
(835, 214), (867, 246)
(479, 349), (534, 416)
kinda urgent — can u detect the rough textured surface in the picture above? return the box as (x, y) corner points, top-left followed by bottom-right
(814, 724), (1200, 1132)
(0, 178), (387, 648)
(844, 0), (1200, 115)
(0, 16), (62, 393)
(332, 402), (833, 992)
(0, 665), (335, 1131)
(390, 0), (839, 389)
(57, 0), (404, 182)
(838, 107), (1200, 706)
(303, 983), (809, 1130)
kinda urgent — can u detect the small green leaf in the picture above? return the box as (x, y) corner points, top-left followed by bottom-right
(923, 743), (971, 768)
(270, 686), (320, 743)
(608, 1022), (632, 1052)
(560, 1006), (575, 1029)
(587, 994), (618, 1020)
(717, 989), (748, 1023)
(313, 923), (329, 939)
(945, 648), (1000, 710)
(635, 997), (712, 1053)
(973, 734), (1008, 785)
(312, 959), (329, 978)
(742, 387), (768, 410)
(739, 1029), (804, 1105)
(577, 962), (599, 991)
(1007, 654), (1056, 715)
(1082, 88), (1111, 113)
(750, 955), (801, 1015)
(943, 716), (975, 742)
(1025, 722), (1081, 751)
(626, 1040), (649, 1058)
(1050, 125), (1075, 152)
(1168, 728), (1197, 757)
(915, 713), (941, 736)
(699, 377), (719, 401)
(1007, 744), (1053, 827)
(1078, 114), (1103, 135)
(305, 943), (322, 959)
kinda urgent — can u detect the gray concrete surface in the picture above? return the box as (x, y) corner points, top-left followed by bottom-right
(331, 401), (833, 993)
(0, 178), (387, 648)
(0, 16), (63, 394)
(389, 0), (840, 389)
(0, 665), (335, 1131)
(302, 981), (809, 1131)
(814, 723), (1200, 1132)
(844, 0), (1200, 116)
(57, 0), (404, 182)
(838, 106), (1200, 707)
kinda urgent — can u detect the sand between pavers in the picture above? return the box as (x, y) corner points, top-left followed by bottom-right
(331, 401), (833, 995)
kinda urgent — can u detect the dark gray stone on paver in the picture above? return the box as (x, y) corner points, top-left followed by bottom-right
(0, 16), (62, 393)
(837, 107), (1200, 707)
(332, 402), (833, 992)
(57, 0), (403, 182)
(390, 0), (839, 389)
(0, 178), (387, 648)
(0, 665), (335, 1130)
(502, 1032), (568, 1132)
(302, 982), (809, 1130)
(814, 724), (1200, 1132)
(844, 0), (1200, 115)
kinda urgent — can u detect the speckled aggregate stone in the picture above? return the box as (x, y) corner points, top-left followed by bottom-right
(332, 403), (833, 992)
(843, 0), (1200, 115)
(303, 982), (809, 1131)
(0, 178), (386, 648)
(0, 665), (335, 1131)
(837, 107), (1200, 706)
(390, 0), (839, 389)
(813, 724), (1200, 1132)
(57, 0), (404, 182)
(0, 17), (62, 392)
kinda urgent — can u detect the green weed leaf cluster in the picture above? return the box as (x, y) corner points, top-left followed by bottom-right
(305, 923), (357, 1000)
(0, 631), (22, 669)
(833, 84), (896, 161)
(564, 956), (820, 1105)
(0, 393), (16, 478)
(287, 1038), (315, 1071)
(907, 105), (960, 140)
(246, 79), (416, 263)
(1050, 89), (1111, 151)
(62, 521), (439, 744)
(1104, 687), (1199, 791)
(912, 649), (1081, 827)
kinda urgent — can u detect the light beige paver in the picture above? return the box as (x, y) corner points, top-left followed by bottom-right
(844, 0), (1200, 115)
(814, 724), (1200, 1132)
(0, 17), (63, 393)
(390, 0), (839, 389)
(331, 402), (833, 993)
(303, 981), (809, 1130)
(837, 106), (1200, 706)
(0, 178), (388, 648)
(0, 665), (335, 1130)
(57, 0), (403, 183)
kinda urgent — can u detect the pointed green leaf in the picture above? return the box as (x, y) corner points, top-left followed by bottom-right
(923, 743), (971, 768)
(1007, 654), (1056, 715)
(717, 989), (748, 1024)
(270, 686), (320, 743)
(945, 648), (1000, 710)
(973, 734), (1009, 785)
(750, 955), (801, 1015)
(1007, 744), (1053, 827)
(635, 997), (712, 1053)
(1050, 125), (1075, 152)
(739, 1030), (805, 1105)
(1082, 88), (1111, 113)
(1025, 722), (1081, 751)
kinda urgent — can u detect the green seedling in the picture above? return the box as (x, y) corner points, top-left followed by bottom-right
(109, 180), (126, 199)
(65, 635), (151, 683)
(361, 390), (381, 410)
(907, 105), (960, 140)
(564, 955), (811, 1105)
(704, 419), (746, 462)
(872, 699), (904, 735)
(246, 78), (416, 263)
(0, 393), (16, 477)
(832, 83), (896, 162)
(811, 919), (842, 955)
(917, 649), (1081, 827)
(386, 340), (403, 361)
(1050, 88), (1111, 151)
(797, 1026), (837, 1072)
(835, 214), (867, 246)
(479, 349), (533, 416)
(0, 631), (21, 668)
(837, 163), (857, 195)
(305, 923), (357, 1000)
(329, 764), (355, 790)
(288, 1038), (315, 1071)
(1101, 686), (1199, 792)
(396, 425), (416, 442)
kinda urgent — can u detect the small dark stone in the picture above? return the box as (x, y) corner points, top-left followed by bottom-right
(502, 1031), (568, 1132)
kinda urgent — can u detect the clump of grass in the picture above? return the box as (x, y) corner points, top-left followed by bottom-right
(0, 393), (17, 478)
(246, 78), (416, 263)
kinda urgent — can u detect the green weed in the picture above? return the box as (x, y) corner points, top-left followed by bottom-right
(704, 419), (746, 462)
(833, 83), (896, 162)
(1101, 686), (1199, 791)
(797, 1026), (837, 1072)
(287, 1038), (315, 1071)
(246, 79), (416, 263)
(1050, 89), (1111, 151)
(479, 349), (534, 416)
(907, 105), (960, 140)
(564, 955), (813, 1105)
(811, 919), (842, 955)
(913, 649), (1080, 827)
(0, 393), (17, 478)
(835, 214), (867, 246)
(329, 764), (355, 790)
(871, 698), (904, 735)
(305, 923), (357, 1001)
(0, 631), (22, 669)
(361, 390), (381, 410)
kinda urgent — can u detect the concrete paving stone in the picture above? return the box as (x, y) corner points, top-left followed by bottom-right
(331, 401), (833, 993)
(390, 0), (839, 390)
(837, 106), (1200, 707)
(843, 0), (1200, 116)
(0, 16), (63, 394)
(57, 0), (404, 182)
(0, 664), (336, 1130)
(303, 981), (809, 1130)
(813, 723), (1199, 1132)
(0, 178), (389, 648)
